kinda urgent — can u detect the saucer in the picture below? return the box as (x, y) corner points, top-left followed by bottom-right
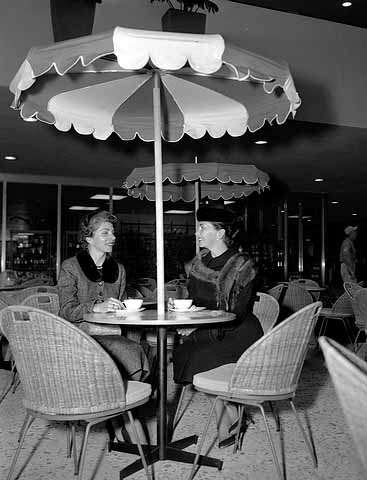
(170, 306), (206, 313)
(115, 307), (145, 315)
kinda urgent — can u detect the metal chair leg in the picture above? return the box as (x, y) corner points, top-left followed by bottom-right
(258, 404), (284, 480)
(6, 412), (34, 480)
(233, 404), (245, 453)
(172, 384), (188, 433)
(269, 401), (280, 432)
(187, 397), (217, 480)
(72, 422), (78, 475)
(289, 399), (317, 467)
(126, 410), (152, 480)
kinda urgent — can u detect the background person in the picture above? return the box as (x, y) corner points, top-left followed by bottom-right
(340, 225), (358, 283)
(172, 205), (263, 448)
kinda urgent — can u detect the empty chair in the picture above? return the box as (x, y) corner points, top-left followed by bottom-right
(253, 292), (279, 334)
(290, 278), (321, 300)
(350, 289), (367, 354)
(189, 302), (322, 480)
(318, 292), (355, 345)
(319, 337), (367, 474)
(281, 283), (314, 317)
(0, 297), (16, 404)
(0, 306), (151, 480)
(6, 286), (58, 305)
(21, 293), (60, 315)
(267, 284), (285, 303)
(344, 281), (364, 299)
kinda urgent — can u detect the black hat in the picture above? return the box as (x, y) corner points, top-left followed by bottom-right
(196, 206), (234, 224)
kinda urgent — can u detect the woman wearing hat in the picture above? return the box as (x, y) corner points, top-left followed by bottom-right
(172, 205), (263, 448)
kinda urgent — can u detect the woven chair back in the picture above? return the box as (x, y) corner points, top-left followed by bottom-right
(21, 293), (60, 315)
(290, 278), (319, 288)
(0, 306), (126, 415)
(352, 289), (367, 330)
(230, 302), (322, 397)
(7, 285), (58, 305)
(319, 337), (367, 473)
(266, 284), (284, 302)
(344, 282), (364, 299)
(0, 297), (8, 310)
(125, 286), (144, 299)
(282, 283), (314, 314)
(136, 277), (157, 292)
(332, 291), (354, 315)
(253, 292), (279, 334)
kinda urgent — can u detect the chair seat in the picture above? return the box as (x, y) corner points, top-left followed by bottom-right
(125, 380), (151, 405)
(193, 363), (235, 393)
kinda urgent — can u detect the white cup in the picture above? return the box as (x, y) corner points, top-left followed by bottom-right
(123, 298), (143, 311)
(173, 299), (193, 310)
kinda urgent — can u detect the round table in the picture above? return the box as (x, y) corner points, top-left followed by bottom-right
(84, 308), (236, 478)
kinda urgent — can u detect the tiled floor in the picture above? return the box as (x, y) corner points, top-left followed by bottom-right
(0, 346), (365, 480)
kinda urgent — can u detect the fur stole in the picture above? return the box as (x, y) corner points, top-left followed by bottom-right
(190, 249), (256, 311)
(76, 250), (119, 283)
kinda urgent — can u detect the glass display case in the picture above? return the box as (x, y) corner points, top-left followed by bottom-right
(7, 230), (53, 275)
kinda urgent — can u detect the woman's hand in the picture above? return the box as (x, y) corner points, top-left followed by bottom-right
(93, 297), (124, 313)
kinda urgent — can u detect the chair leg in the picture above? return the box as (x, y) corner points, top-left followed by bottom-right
(258, 404), (283, 480)
(6, 412), (34, 480)
(288, 399), (317, 467)
(318, 318), (327, 338)
(187, 397), (217, 480)
(172, 384), (188, 434)
(66, 422), (71, 458)
(126, 410), (152, 480)
(233, 404), (245, 453)
(72, 422), (79, 475)
(269, 401), (280, 432)
(77, 421), (92, 480)
(341, 319), (355, 347)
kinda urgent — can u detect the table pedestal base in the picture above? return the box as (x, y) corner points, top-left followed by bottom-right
(110, 436), (223, 478)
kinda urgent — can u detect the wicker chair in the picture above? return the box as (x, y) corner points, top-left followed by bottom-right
(281, 282), (314, 317)
(0, 298), (17, 404)
(290, 278), (321, 300)
(253, 292), (279, 333)
(349, 289), (367, 354)
(319, 336), (367, 474)
(267, 284), (285, 303)
(344, 281), (364, 299)
(189, 302), (322, 480)
(318, 292), (355, 345)
(21, 292), (60, 315)
(6, 285), (58, 305)
(0, 306), (152, 480)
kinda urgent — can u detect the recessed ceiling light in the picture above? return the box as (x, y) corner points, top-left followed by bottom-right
(342, 2), (352, 7)
(4, 155), (17, 160)
(69, 206), (98, 211)
(331, 201), (339, 204)
(314, 178), (324, 182)
(164, 210), (193, 214)
(90, 194), (126, 200)
(255, 140), (267, 145)
(224, 200), (235, 205)
(352, 213), (358, 216)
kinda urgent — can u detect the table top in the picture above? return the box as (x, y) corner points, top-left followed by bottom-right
(276, 282), (326, 292)
(84, 308), (236, 327)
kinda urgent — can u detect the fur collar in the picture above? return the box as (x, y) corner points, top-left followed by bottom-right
(190, 249), (255, 311)
(77, 250), (119, 283)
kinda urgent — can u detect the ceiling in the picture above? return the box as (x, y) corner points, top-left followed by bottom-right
(231, 0), (367, 28)
(1, 0), (366, 226)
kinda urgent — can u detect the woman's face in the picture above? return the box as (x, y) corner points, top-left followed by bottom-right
(196, 221), (223, 251)
(86, 221), (115, 254)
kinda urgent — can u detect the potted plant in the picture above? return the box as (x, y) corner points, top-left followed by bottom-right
(150, 0), (219, 34)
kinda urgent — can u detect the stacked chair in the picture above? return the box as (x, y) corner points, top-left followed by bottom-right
(188, 302), (322, 480)
(290, 278), (321, 300)
(253, 292), (280, 333)
(267, 284), (285, 303)
(348, 288), (367, 355)
(0, 306), (152, 480)
(319, 336), (367, 474)
(5, 285), (58, 305)
(281, 283), (314, 319)
(21, 292), (60, 315)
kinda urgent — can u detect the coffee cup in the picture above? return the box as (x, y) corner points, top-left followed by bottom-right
(173, 299), (193, 310)
(123, 298), (143, 311)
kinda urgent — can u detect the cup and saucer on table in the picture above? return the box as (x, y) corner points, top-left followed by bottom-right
(115, 298), (145, 315)
(168, 298), (206, 313)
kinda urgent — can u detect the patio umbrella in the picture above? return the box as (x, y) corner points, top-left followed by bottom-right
(124, 160), (270, 251)
(9, 26), (301, 314)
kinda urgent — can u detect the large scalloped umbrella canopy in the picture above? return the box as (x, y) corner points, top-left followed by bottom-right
(124, 163), (270, 201)
(10, 26), (300, 141)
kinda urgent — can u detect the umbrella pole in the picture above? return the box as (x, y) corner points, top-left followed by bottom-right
(153, 71), (165, 315)
(194, 155), (200, 254)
